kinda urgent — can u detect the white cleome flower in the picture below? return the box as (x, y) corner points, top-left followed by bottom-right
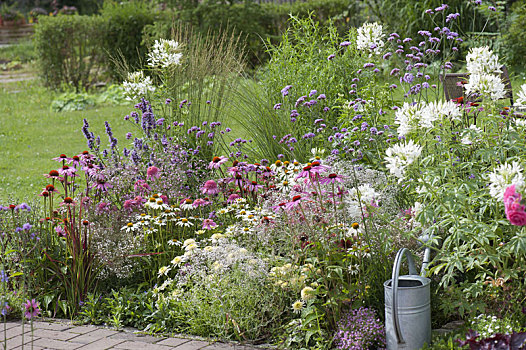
(466, 46), (502, 75)
(385, 140), (423, 179)
(122, 71), (155, 101)
(464, 73), (506, 101)
(147, 39), (183, 68)
(515, 83), (526, 106)
(461, 125), (483, 145)
(420, 100), (462, 127)
(395, 102), (422, 136)
(488, 161), (525, 201)
(356, 22), (385, 55)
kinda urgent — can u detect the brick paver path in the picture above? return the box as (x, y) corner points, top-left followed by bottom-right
(0, 319), (270, 350)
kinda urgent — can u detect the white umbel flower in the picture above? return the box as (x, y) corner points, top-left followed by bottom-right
(466, 46), (502, 75)
(385, 140), (423, 179)
(515, 84), (526, 106)
(488, 161), (525, 201)
(464, 73), (506, 101)
(147, 39), (183, 68)
(356, 22), (385, 55)
(123, 71), (155, 101)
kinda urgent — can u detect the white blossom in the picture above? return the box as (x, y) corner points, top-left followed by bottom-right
(515, 83), (526, 106)
(123, 71), (155, 101)
(356, 22), (385, 55)
(395, 102), (422, 136)
(147, 39), (183, 68)
(464, 73), (506, 101)
(385, 140), (423, 180)
(466, 46), (502, 75)
(488, 161), (524, 201)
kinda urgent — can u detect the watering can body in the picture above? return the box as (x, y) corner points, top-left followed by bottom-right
(384, 248), (431, 350)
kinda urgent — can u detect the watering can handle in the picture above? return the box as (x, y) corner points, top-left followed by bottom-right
(392, 248), (418, 344)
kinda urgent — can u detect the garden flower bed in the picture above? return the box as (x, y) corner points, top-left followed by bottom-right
(2, 2), (526, 349)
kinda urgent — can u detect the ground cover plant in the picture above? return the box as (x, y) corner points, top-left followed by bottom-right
(2, 1), (526, 349)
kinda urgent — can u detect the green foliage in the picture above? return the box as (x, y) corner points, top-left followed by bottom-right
(51, 92), (96, 112)
(99, 0), (157, 80)
(34, 14), (106, 91)
(502, 1), (526, 67)
(0, 40), (36, 63)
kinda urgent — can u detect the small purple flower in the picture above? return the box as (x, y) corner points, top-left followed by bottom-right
(274, 103), (282, 110)
(364, 63), (375, 68)
(383, 52), (392, 60)
(489, 6), (496, 11)
(165, 98), (172, 104)
(24, 299), (40, 320)
(340, 41), (352, 47)
(309, 90), (317, 97)
(327, 54), (335, 61)
(390, 68), (400, 76)
(403, 38), (412, 43)
(317, 94), (326, 100)
(281, 85), (292, 96)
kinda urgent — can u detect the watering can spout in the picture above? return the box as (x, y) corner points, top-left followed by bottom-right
(419, 233), (433, 276)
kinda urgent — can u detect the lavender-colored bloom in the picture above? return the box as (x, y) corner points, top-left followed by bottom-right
(403, 38), (412, 43)
(340, 41), (352, 47)
(489, 6), (496, 11)
(446, 13), (460, 22)
(402, 73), (414, 83)
(16, 203), (31, 212)
(0, 270), (8, 283)
(390, 68), (400, 76)
(364, 63), (375, 68)
(126, 132), (132, 140)
(309, 90), (317, 97)
(328, 54), (335, 61)
(156, 118), (165, 125)
(317, 94), (326, 100)
(281, 85), (292, 96)
(323, 107), (330, 112)
(389, 84), (398, 89)
(302, 132), (316, 139)
(295, 95), (307, 107)
(435, 3), (448, 11)
(425, 9), (434, 14)
(22, 223), (32, 231)
(274, 103), (282, 110)
(165, 98), (172, 104)
(383, 52), (392, 60)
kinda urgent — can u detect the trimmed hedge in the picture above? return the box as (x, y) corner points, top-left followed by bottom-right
(34, 15), (106, 90)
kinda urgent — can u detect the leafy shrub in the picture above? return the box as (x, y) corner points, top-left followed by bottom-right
(502, 1), (526, 67)
(99, 0), (157, 79)
(34, 14), (106, 90)
(51, 92), (96, 112)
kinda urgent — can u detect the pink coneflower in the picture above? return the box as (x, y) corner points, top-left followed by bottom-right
(193, 198), (211, 207)
(310, 160), (330, 173)
(227, 194), (241, 203)
(134, 179), (151, 193)
(284, 195), (306, 211)
(296, 165), (313, 179)
(96, 201), (111, 213)
(93, 179), (112, 192)
(202, 218), (217, 230)
(160, 195), (169, 204)
(504, 184), (526, 226)
(60, 197), (75, 206)
(147, 166), (161, 180)
(24, 299), (40, 320)
(55, 226), (66, 237)
(52, 154), (68, 162)
(58, 165), (77, 177)
(201, 180), (220, 195)
(209, 156), (228, 169)
(245, 181), (264, 192)
(44, 169), (60, 179)
(320, 173), (345, 185)
(68, 155), (81, 167)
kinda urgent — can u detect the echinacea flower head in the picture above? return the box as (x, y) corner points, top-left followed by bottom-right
(301, 286), (316, 301)
(58, 165), (77, 177)
(292, 300), (304, 314)
(24, 299), (40, 320)
(503, 185), (526, 226)
(356, 22), (385, 55)
(201, 180), (220, 195)
(202, 218), (217, 230)
(227, 194), (241, 203)
(147, 166), (161, 180)
(320, 173), (345, 185)
(209, 156), (228, 169)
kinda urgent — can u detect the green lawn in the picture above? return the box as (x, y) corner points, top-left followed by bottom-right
(0, 80), (131, 202)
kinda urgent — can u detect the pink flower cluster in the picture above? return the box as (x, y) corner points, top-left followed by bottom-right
(503, 184), (526, 226)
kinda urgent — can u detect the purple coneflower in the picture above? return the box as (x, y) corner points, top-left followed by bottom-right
(320, 173), (345, 185)
(201, 180), (220, 195)
(147, 166), (161, 180)
(202, 219), (217, 230)
(209, 156), (228, 169)
(58, 165), (77, 177)
(227, 194), (241, 203)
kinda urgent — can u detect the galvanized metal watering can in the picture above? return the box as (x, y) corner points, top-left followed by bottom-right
(384, 241), (432, 350)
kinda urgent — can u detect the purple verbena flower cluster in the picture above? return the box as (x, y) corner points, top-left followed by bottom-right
(333, 307), (386, 350)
